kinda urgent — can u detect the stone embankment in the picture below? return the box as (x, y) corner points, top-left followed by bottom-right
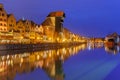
(0, 42), (85, 50)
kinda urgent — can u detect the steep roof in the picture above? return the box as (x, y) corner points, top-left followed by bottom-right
(41, 18), (53, 26)
(107, 32), (118, 37)
(47, 11), (65, 17)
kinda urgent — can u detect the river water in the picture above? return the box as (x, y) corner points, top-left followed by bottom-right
(0, 43), (120, 80)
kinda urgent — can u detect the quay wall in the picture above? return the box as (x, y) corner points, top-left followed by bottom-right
(0, 42), (86, 51)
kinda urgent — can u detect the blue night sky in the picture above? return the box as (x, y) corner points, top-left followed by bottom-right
(1, 0), (120, 37)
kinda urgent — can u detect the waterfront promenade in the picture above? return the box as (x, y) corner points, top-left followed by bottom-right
(0, 42), (85, 55)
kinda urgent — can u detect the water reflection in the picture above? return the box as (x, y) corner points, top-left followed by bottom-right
(87, 42), (104, 50)
(1, 43), (120, 80)
(87, 42), (120, 54)
(0, 44), (87, 80)
(105, 44), (120, 54)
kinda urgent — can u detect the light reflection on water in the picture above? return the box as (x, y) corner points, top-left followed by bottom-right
(0, 44), (86, 80)
(0, 43), (120, 80)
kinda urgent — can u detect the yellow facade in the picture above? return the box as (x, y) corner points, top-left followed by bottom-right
(42, 17), (55, 41)
(24, 20), (31, 32)
(0, 4), (79, 43)
(16, 19), (25, 34)
(7, 14), (16, 32)
(0, 4), (8, 32)
(39, 25), (43, 34)
(31, 21), (37, 32)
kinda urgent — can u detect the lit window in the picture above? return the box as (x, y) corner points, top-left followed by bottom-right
(4, 24), (6, 26)
(0, 23), (2, 26)
(9, 24), (12, 27)
(11, 20), (13, 22)
(0, 8), (2, 11)
(4, 19), (6, 21)
(0, 18), (2, 21)
(2, 13), (4, 16)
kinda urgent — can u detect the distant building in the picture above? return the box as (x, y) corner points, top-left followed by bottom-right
(105, 32), (120, 44)
(0, 4), (8, 32)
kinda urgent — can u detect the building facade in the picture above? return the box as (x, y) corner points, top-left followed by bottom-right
(42, 11), (65, 42)
(16, 19), (25, 34)
(7, 14), (16, 32)
(0, 4), (8, 32)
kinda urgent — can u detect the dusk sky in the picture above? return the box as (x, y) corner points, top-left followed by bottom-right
(1, 0), (120, 37)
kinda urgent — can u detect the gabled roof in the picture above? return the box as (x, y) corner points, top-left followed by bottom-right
(41, 18), (53, 26)
(47, 11), (65, 17)
(106, 32), (118, 37)
(7, 14), (12, 17)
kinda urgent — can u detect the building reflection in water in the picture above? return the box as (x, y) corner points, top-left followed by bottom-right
(105, 44), (120, 54)
(87, 42), (104, 50)
(87, 41), (120, 54)
(0, 44), (87, 80)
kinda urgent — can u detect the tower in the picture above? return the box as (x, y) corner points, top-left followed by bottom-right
(47, 11), (65, 42)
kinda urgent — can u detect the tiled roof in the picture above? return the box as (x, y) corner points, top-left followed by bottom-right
(47, 11), (65, 17)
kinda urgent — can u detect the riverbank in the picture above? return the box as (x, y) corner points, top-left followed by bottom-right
(0, 42), (86, 50)
(0, 42), (86, 55)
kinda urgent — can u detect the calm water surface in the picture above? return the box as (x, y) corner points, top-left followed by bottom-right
(0, 43), (120, 80)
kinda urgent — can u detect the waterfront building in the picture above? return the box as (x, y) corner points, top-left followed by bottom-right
(39, 25), (43, 34)
(42, 16), (55, 42)
(16, 19), (25, 34)
(7, 14), (16, 32)
(30, 21), (37, 32)
(33, 25), (44, 42)
(22, 20), (32, 40)
(24, 20), (31, 33)
(105, 32), (120, 44)
(0, 3), (8, 32)
(29, 21), (38, 43)
(42, 11), (65, 42)
(0, 3), (83, 44)
(47, 11), (65, 42)
(63, 28), (70, 42)
(34, 25), (44, 34)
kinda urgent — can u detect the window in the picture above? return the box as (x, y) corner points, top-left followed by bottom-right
(0, 8), (2, 11)
(9, 24), (11, 26)
(4, 19), (6, 21)
(2, 13), (4, 16)
(0, 23), (2, 26)
(4, 24), (6, 26)
(11, 20), (13, 22)
(0, 18), (2, 21)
